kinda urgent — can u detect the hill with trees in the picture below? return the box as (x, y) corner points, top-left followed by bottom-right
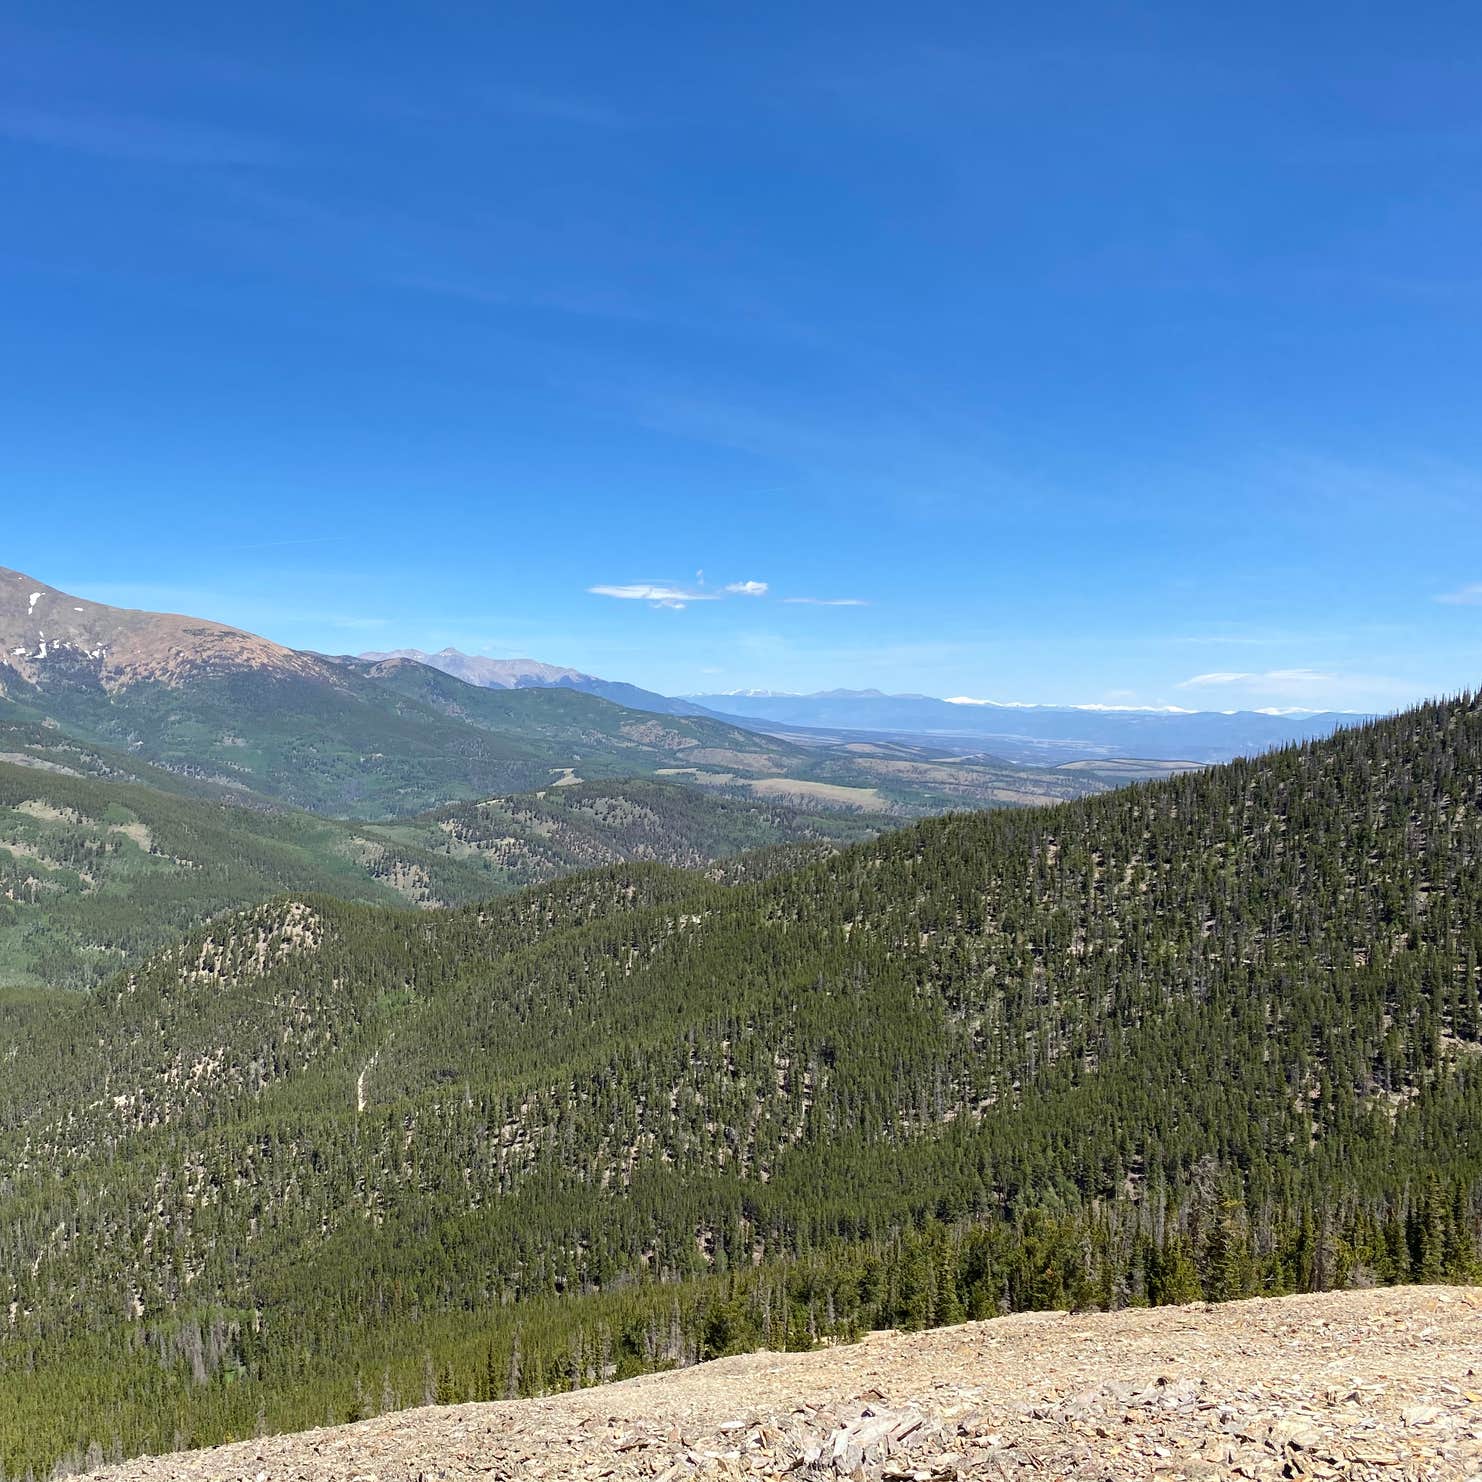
(2, 695), (1480, 1475)
(0, 764), (871, 989)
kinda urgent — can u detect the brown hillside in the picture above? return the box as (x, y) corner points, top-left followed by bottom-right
(0, 567), (331, 690)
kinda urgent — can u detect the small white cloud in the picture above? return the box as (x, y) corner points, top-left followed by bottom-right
(1437, 582), (1482, 606)
(587, 582), (719, 611)
(782, 596), (869, 607)
(723, 580), (769, 596)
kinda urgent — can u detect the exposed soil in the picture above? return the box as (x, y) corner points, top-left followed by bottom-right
(93, 1286), (1482, 1480)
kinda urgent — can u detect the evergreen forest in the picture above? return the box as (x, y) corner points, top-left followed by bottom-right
(3, 696), (1481, 1477)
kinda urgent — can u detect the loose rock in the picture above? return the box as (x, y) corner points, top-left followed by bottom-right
(89, 1286), (1482, 1482)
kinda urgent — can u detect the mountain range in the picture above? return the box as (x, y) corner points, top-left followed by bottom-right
(4, 691), (1479, 1476)
(0, 569), (1097, 819)
(359, 645), (1365, 767)
(683, 689), (1364, 765)
(356, 647), (714, 717)
(3, 560), (1363, 783)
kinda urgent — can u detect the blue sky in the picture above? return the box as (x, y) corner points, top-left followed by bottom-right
(4, 2), (1481, 710)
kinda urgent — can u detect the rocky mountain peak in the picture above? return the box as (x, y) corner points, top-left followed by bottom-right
(0, 566), (333, 691)
(357, 647), (592, 688)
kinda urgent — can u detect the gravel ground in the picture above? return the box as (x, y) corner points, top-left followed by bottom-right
(93, 1286), (1482, 1481)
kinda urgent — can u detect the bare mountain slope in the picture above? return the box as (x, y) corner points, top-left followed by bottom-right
(91, 1286), (1482, 1481)
(0, 566), (328, 690)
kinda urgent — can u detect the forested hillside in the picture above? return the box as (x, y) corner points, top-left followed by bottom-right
(0, 701), (260, 801)
(0, 760), (504, 988)
(0, 661), (804, 818)
(4, 696), (1482, 1476)
(0, 765), (869, 988)
(383, 778), (877, 890)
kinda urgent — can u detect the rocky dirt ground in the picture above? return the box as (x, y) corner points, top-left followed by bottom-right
(95, 1286), (1482, 1481)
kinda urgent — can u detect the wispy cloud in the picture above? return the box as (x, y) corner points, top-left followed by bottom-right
(1173, 666), (1419, 712)
(487, 89), (630, 129)
(723, 580), (769, 596)
(588, 582), (719, 611)
(1254, 450), (1482, 521)
(1436, 582), (1482, 606)
(1177, 668), (1337, 688)
(0, 106), (282, 165)
(782, 596), (869, 607)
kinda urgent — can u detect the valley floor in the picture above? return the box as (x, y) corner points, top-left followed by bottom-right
(93, 1286), (1481, 1481)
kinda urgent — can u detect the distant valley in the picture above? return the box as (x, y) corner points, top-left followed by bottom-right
(355, 646), (1364, 768)
(684, 688), (1364, 765)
